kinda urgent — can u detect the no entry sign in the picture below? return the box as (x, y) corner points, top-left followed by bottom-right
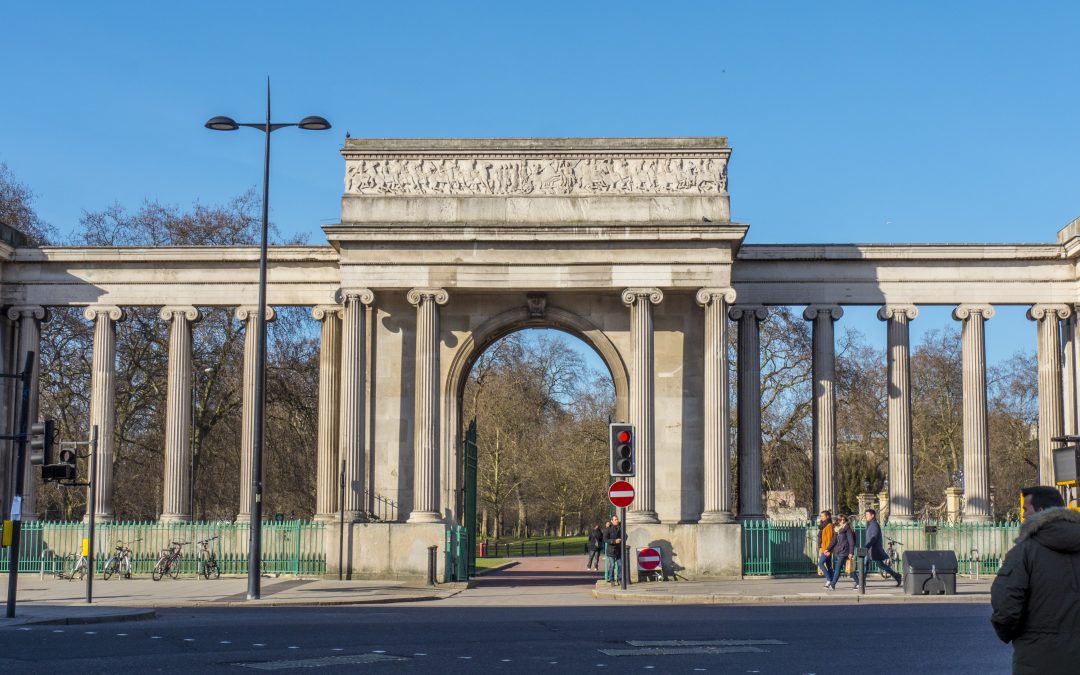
(608, 480), (635, 508)
(637, 547), (662, 571)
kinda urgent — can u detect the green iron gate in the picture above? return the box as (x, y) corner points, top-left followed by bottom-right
(462, 419), (478, 578)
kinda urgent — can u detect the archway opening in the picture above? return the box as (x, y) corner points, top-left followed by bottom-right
(460, 327), (616, 578)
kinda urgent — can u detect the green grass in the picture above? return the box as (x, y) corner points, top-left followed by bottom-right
(474, 557), (511, 571)
(481, 534), (588, 547)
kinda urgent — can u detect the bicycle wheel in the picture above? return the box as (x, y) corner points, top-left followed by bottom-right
(103, 557), (118, 580)
(168, 557), (180, 579)
(72, 558), (86, 581)
(208, 559), (220, 580)
(152, 555), (168, 581)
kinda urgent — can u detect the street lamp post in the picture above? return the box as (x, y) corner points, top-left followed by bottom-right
(206, 82), (330, 600)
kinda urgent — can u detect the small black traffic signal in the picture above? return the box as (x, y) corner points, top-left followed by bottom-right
(609, 423), (635, 477)
(43, 445), (77, 483)
(29, 419), (55, 466)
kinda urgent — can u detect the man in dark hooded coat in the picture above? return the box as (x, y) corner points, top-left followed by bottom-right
(991, 485), (1080, 674)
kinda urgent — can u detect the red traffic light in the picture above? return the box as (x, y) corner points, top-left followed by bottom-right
(617, 430), (631, 443)
(58, 448), (76, 464)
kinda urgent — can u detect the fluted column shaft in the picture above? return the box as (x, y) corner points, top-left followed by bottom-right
(339, 290), (374, 522)
(85, 306), (124, 522)
(408, 289), (447, 523)
(1029, 304), (1071, 485)
(730, 305), (767, 519)
(805, 305), (843, 515)
(698, 288), (736, 522)
(235, 306), (276, 522)
(314, 306), (343, 521)
(954, 304), (994, 522)
(622, 288), (663, 523)
(1065, 311), (1079, 437)
(160, 306), (199, 522)
(878, 305), (917, 521)
(7, 306), (46, 522)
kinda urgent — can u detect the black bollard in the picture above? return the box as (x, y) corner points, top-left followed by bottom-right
(427, 545), (438, 586)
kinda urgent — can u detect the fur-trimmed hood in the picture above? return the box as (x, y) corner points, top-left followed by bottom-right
(1017, 507), (1080, 554)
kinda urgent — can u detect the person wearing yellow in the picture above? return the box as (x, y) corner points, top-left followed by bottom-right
(816, 510), (834, 586)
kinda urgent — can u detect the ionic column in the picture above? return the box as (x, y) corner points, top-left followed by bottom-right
(697, 288), (736, 523)
(621, 288), (663, 524)
(159, 306), (199, 523)
(729, 305), (767, 519)
(953, 304), (994, 522)
(1028, 304), (1071, 485)
(407, 288), (447, 523)
(804, 305), (843, 515)
(339, 290), (374, 522)
(7, 306), (47, 522)
(313, 305), (343, 522)
(235, 305), (276, 523)
(84, 306), (124, 523)
(1064, 311), (1079, 437)
(877, 304), (918, 522)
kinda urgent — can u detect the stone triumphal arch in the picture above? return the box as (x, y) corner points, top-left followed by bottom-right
(1, 136), (1078, 579)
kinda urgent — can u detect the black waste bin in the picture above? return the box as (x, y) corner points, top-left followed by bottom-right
(903, 550), (957, 595)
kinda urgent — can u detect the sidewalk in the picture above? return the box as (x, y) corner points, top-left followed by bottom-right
(592, 575), (995, 604)
(0, 574), (463, 626)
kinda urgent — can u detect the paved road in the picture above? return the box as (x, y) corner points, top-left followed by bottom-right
(0, 556), (1013, 673)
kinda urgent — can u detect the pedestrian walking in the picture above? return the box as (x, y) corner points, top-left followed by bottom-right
(824, 514), (856, 590)
(863, 508), (902, 586)
(604, 515), (623, 584)
(586, 522), (605, 571)
(816, 510), (834, 584)
(991, 485), (1080, 674)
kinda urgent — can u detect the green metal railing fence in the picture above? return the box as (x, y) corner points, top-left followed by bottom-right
(0, 520), (325, 576)
(742, 519), (1021, 577)
(476, 540), (589, 558)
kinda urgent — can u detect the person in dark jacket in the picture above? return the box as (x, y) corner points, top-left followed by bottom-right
(604, 515), (623, 584)
(991, 485), (1080, 674)
(586, 522), (605, 571)
(863, 508), (902, 586)
(824, 514), (856, 590)
(816, 510), (834, 585)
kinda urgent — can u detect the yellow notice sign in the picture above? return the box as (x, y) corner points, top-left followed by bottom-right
(82, 538), (89, 557)
(1, 520), (11, 547)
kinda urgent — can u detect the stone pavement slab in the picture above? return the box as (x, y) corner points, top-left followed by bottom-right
(593, 575), (995, 604)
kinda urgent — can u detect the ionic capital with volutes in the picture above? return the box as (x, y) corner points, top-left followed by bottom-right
(234, 305), (276, 323)
(876, 304), (918, 322)
(952, 304), (995, 321)
(312, 305), (344, 321)
(83, 305), (125, 323)
(621, 288), (664, 307)
(407, 288), (447, 306)
(1027, 303), (1072, 322)
(337, 288), (376, 306)
(728, 305), (767, 322)
(159, 306), (200, 323)
(6, 305), (48, 322)
(803, 304), (844, 322)
(695, 287), (736, 307)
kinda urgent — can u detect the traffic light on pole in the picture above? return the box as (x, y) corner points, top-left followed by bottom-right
(48, 446), (77, 483)
(29, 419), (54, 466)
(609, 423), (635, 477)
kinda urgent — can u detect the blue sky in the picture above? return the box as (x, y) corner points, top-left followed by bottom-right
(3, 2), (1078, 368)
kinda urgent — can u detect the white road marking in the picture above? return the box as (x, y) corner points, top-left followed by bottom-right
(331, 648), (343, 651)
(84, 631), (96, 635)
(253, 643), (266, 647)
(628, 640), (786, 647)
(17, 628), (31, 632)
(116, 633), (127, 637)
(601, 646), (766, 657)
(221, 641), (232, 645)
(184, 638), (195, 642)
(237, 653), (408, 669)
(501, 659), (512, 662)
(288, 646), (299, 649)
(151, 636), (162, 639)
(52, 630), (64, 633)
(458, 656), (473, 659)
(372, 650), (385, 653)
(413, 653), (426, 656)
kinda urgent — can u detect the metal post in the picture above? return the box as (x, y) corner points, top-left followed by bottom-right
(86, 425), (98, 604)
(247, 81), (272, 602)
(858, 546), (867, 595)
(427, 545), (437, 586)
(6, 352), (34, 618)
(338, 459), (345, 581)
(619, 506), (627, 591)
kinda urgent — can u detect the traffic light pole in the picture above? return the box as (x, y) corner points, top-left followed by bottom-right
(619, 506), (627, 591)
(85, 425), (97, 605)
(5, 352), (35, 618)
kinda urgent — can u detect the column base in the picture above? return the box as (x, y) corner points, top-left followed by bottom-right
(698, 511), (735, 524)
(158, 513), (191, 524)
(84, 513), (114, 524)
(235, 514), (252, 524)
(407, 511), (442, 524)
(626, 510), (659, 524)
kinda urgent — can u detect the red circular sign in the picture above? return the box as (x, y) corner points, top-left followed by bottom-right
(637, 547), (661, 571)
(608, 480), (635, 508)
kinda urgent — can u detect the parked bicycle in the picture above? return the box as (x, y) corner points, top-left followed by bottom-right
(878, 538), (903, 579)
(197, 536), (220, 580)
(152, 541), (188, 581)
(57, 552), (88, 581)
(102, 540), (139, 580)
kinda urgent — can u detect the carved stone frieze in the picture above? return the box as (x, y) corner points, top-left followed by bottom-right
(345, 156), (728, 197)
